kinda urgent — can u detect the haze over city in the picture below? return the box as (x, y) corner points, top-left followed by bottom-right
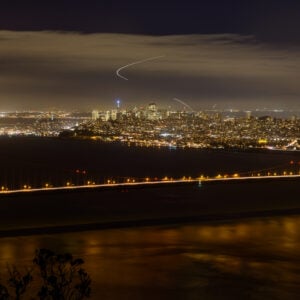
(0, 0), (299, 111)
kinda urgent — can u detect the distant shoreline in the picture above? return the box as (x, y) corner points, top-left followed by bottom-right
(2, 135), (300, 155)
(60, 135), (300, 154)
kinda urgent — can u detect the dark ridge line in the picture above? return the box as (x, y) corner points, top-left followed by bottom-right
(1, 207), (300, 238)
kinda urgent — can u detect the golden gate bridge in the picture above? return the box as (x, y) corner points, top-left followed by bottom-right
(1, 160), (300, 195)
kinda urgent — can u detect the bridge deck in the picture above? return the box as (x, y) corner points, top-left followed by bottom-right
(1, 174), (300, 196)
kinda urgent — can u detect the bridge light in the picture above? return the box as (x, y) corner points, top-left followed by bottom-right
(233, 173), (239, 178)
(45, 183), (49, 188)
(66, 182), (70, 186)
(290, 172), (293, 175)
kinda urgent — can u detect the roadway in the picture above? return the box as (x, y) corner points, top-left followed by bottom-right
(1, 174), (300, 195)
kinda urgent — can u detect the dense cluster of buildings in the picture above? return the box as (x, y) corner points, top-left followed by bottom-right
(1, 105), (300, 151)
(68, 103), (300, 150)
(0, 111), (89, 136)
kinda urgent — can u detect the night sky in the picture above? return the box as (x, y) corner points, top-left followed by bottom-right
(0, 0), (299, 110)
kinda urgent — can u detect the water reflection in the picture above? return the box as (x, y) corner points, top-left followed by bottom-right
(1, 215), (300, 299)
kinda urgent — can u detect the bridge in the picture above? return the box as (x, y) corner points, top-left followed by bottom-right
(0, 158), (299, 195)
(1, 172), (300, 196)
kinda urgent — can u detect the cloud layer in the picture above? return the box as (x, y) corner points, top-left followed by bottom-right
(0, 31), (299, 111)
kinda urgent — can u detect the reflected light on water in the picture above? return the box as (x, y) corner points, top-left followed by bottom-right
(1, 215), (300, 299)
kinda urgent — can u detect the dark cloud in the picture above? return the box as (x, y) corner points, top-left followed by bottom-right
(1, 1), (300, 45)
(0, 31), (299, 111)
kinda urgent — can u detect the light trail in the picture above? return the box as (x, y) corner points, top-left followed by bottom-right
(0, 179), (197, 195)
(116, 55), (165, 80)
(173, 98), (194, 112)
(1, 174), (300, 196)
(201, 174), (300, 182)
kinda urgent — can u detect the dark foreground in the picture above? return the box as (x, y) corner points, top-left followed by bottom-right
(1, 214), (300, 300)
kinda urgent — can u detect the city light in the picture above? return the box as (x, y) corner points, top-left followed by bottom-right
(1, 108), (300, 152)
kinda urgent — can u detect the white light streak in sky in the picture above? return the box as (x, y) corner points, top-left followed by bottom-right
(173, 98), (194, 112)
(116, 55), (165, 80)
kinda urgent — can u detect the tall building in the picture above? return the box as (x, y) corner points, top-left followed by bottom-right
(111, 109), (118, 121)
(116, 99), (121, 109)
(147, 103), (159, 120)
(105, 111), (110, 121)
(148, 103), (157, 112)
(92, 110), (99, 120)
(245, 111), (252, 120)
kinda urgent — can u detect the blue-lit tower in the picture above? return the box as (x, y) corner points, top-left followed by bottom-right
(116, 99), (121, 109)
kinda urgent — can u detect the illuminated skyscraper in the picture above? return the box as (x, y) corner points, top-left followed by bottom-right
(147, 103), (159, 120)
(92, 110), (99, 120)
(245, 111), (252, 120)
(111, 109), (117, 121)
(116, 99), (121, 109)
